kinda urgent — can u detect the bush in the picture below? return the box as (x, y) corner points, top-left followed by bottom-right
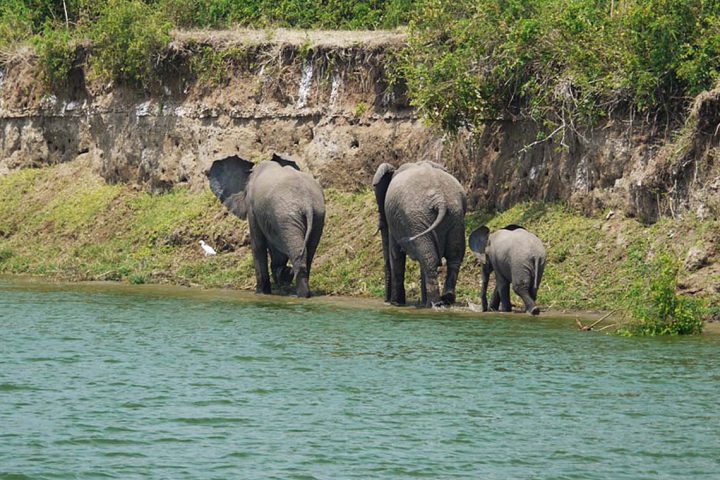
(158, 0), (415, 29)
(0, 1), (33, 52)
(87, 0), (171, 87)
(402, 0), (720, 133)
(33, 24), (77, 86)
(618, 253), (705, 336)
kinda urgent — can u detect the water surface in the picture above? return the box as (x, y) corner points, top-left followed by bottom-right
(1, 279), (719, 479)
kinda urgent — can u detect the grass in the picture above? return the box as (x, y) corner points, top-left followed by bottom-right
(0, 159), (717, 327)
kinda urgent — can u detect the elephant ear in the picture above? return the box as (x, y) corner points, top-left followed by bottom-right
(207, 155), (254, 220)
(372, 162), (396, 303)
(372, 163), (396, 229)
(502, 224), (525, 231)
(469, 226), (491, 263)
(271, 153), (301, 170)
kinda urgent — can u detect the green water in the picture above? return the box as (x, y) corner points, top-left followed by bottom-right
(1, 279), (719, 479)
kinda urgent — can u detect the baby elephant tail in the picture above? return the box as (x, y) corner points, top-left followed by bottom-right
(533, 256), (541, 291)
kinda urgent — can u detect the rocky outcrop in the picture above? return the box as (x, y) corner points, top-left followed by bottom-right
(1, 30), (719, 223)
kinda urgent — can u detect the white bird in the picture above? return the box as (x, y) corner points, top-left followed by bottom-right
(199, 240), (217, 256)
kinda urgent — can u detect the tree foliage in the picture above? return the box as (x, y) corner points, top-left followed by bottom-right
(401, 0), (720, 132)
(87, 0), (172, 87)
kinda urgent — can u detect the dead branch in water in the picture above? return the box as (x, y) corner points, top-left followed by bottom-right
(576, 309), (618, 331)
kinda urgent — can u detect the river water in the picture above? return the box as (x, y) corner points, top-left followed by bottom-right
(1, 279), (719, 479)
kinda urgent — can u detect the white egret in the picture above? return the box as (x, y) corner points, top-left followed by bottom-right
(199, 240), (217, 256)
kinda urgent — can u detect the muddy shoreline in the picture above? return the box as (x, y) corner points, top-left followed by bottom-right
(0, 273), (632, 327)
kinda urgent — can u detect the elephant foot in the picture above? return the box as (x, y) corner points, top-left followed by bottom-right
(390, 292), (406, 306)
(296, 280), (311, 298)
(440, 292), (456, 305)
(255, 278), (272, 294)
(528, 306), (540, 316)
(295, 274), (310, 298)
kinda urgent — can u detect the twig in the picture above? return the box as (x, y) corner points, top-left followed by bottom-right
(595, 323), (617, 332)
(62, 0), (69, 28)
(588, 309), (618, 329)
(576, 309), (618, 331)
(518, 124), (564, 155)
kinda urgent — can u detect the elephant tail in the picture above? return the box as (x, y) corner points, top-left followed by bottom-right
(533, 256), (541, 290)
(405, 202), (447, 244)
(301, 205), (314, 257)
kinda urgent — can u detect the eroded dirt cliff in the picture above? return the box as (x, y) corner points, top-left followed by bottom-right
(1, 29), (719, 223)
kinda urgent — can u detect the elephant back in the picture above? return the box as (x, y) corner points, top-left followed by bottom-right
(386, 163), (464, 214)
(248, 161), (325, 218)
(490, 228), (546, 265)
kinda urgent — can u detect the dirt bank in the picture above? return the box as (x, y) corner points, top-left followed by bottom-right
(2, 29), (719, 219)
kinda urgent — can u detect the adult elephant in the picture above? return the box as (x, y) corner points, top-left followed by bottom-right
(207, 154), (325, 298)
(468, 225), (546, 315)
(373, 161), (467, 307)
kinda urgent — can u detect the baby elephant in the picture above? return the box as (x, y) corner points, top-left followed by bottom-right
(469, 225), (546, 315)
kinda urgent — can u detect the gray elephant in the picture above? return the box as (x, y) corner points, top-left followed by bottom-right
(468, 225), (546, 315)
(373, 161), (467, 307)
(207, 154), (325, 298)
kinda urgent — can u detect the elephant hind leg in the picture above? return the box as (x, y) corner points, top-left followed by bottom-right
(283, 241), (310, 298)
(270, 248), (292, 286)
(290, 253), (310, 298)
(441, 227), (465, 305)
(389, 236), (406, 306)
(419, 259), (441, 307)
(250, 226), (271, 295)
(529, 285), (538, 302)
(305, 213), (324, 276)
(513, 282), (539, 315)
(495, 274), (512, 312)
(441, 261), (461, 305)
(490, 288), (501, 311)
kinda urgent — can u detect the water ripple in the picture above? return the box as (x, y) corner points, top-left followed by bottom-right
(1, 279), (720, 479)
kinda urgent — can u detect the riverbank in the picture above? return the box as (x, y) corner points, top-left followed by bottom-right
(1, 159), (718, 326)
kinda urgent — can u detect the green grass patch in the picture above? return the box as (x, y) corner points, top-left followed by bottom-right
(0, 161), (715, 334)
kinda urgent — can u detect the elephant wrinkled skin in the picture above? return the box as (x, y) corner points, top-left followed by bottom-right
(469, 225), (546, 315)
(373, 161), (467, 307)
(207, 154), (325, 297)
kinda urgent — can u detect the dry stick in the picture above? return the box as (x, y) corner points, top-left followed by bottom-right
(588, 309), (619, 329)
(62, 0), (69, 28)
(576, 309), (618, 331)
(595, 324), (617, 332)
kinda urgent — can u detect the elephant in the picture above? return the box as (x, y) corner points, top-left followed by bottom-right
(207, 153), (325, 298)
(468, 225), (546, 315)
(373, 161), (467, 307)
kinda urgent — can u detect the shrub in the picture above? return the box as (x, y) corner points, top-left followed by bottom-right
(402, 0), (720, 133)
(618, 252), (705, 336)
(158, 0), (415, 29)
(87, 0), (171, 87)
(0, 1), (33, 52)
(33, 24), (77, 87)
